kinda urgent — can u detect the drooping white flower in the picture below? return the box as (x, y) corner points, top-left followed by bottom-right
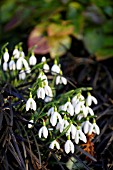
(28, 120), (34, 129)
(26, 97), (36, 111)
(75, 128), (87, 144)
(64, 140), (74, 154)
(37, 87), (45, 99)
(19, 70), (26, 80)
(82, 106), (94, 117)
(13, 48), (20, 59)
(44, 96), (53, 103)
(82, 120), (93, 134)
(65, 101), (74, 116)
(67, 124), (77, 139)
(86, 93), (98, 106)
(41, 56), (46, 62)
(43, 63), (50, 73)
(47, 107), (55, 116)
(49, 140), (60, 150)
(9, 60), (16, 70)
(19, 51), (25, 58)
(44, 85), (53, 97)
(89, 122), (100, 135)
(38, 126), (48, 138)
(74, 101), (84, 115)
(29, 54), (37, 65)
(56, 119), (69, 133)
(38, 72), (48, 85)
(3, 51), (9, 62)
(3, 62), (8, 71)
(50, 111), (62, 126)
(72, 94), (84, 107)
(51, 64), (60, 75)
(56, 75), (67, 85)
(16, 57), (29, 70)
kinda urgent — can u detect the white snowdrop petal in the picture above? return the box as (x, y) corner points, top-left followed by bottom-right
(3, 51), (9, 62)
(75, 130), (79, 144)
(44, 85), (52, 96)
(79, 130), (87, 143)
(93, 123), (100, 135)
(70, 141), (74, 153)
(13, 49), (20, 59)
(3, 62), (8, 71)
(51, 64), (60, 75)
(37, 87), (45, 99)
(61, 77), (67, 85)
(29, 55), (37, 65)
(9, 60), (16, 70)
(43, 126), (48, 138)
(64, 140), (70, 154)
(16, 58), (23, 70)
(50, 113), (57, 126)
(56, 76), (61, 85)
(43, 63), (49, 73)
(67, 102), (74, 116)
(47, 107), (54, 116)
(83, 121), (89, 134)
(75, 102), (81, 114)
(19, 70), (26, 80)
(71, 124), (77, 139)
(38, 128), (43, 138)
(55, 141), (60, 150)
(49, 142), (54, 149)
(92, 96), (98, 105)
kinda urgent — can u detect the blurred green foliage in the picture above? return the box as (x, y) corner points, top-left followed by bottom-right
(0, 0), (113, 59)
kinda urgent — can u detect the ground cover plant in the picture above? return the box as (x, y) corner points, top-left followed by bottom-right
(0, 0), (113, 169)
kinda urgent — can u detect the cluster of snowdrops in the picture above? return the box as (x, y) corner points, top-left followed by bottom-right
(1, 44), (100, 154)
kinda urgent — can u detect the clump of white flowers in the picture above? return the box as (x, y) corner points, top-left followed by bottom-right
(1, 43), (100, 155)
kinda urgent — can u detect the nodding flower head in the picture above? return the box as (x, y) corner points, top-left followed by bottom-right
(3, 49), (9, 62)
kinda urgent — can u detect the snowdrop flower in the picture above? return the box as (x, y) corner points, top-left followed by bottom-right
(3, 62), (8, 71)
(13, 47), (20, 59)
(19, 70), (26, 80)
(82, 105), (94, 118)
(41, 56), (50, 73)
(77, 113), (83, 120)
(43, 63), (50, 73)
(56, 75), (67, 85)
(56, 118), (69, 133)
(28, 119), (34, 129)
(74, 101), (84, 115)
(86, 92), (98, 106)
(16, 57), (29, 70)
(19, 50), (25, 58)
(26, 94), (36, 111)
(49, 107), (62, 126)
(29, 53), (37, 65)
(47, 107), (55, 116)
(89, 120), (100, 135)
(82, 120), (93, 134)
(9, 59), (16, 70)
(38, 72), (48, 85)
(3, 49), (9, 62)
(65, 100), (74, 116)
(38, 125), (48, 138)
(44, 96), (53, 103)
(37, 87), (45, 99)
(44, 85), (53, 97)
(49, 140), (60, 150)
(66, 124), (77, 139)
(51, 60), (60, 75)
(75, 128), (87, 144)
(64, 139), (74, 154)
